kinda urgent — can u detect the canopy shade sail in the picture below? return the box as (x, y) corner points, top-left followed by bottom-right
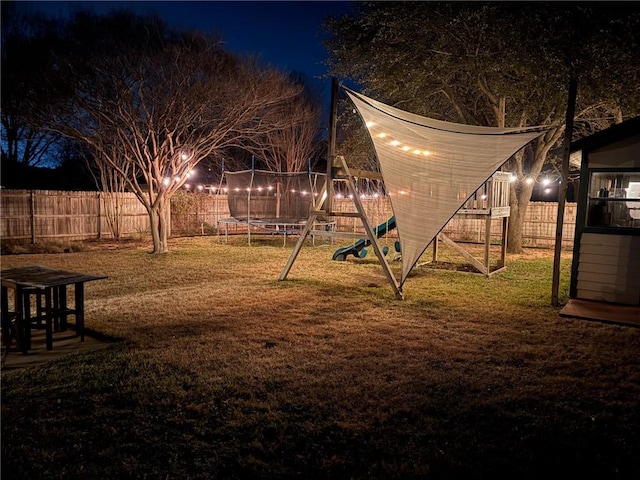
(345, 88), (549, 287)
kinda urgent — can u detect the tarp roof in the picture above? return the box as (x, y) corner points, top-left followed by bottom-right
(345, 88), (549, 287)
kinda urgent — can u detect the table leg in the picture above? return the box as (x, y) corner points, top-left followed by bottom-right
(36, 291), (44, 328)
(18, 286), (30, 352)
(1, 286), (11, 353)
(74, 282), (85, 342)
(1, 286), (8, 328)
(44, 287), (53, 351)
(58, 285), (68, 331)
(13, 286), (31, 354)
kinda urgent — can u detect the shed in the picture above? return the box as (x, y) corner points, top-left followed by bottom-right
(560, 116), (640, 326)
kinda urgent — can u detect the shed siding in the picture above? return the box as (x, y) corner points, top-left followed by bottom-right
(576, 233), (640, 305)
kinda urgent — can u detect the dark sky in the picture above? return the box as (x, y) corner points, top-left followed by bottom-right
(18, 1), (354, 106)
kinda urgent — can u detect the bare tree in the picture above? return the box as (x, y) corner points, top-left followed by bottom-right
(47, 14), (301, 253)
(86, 143), (131, 240)
(1, 3), (62, 167)
(247, 79), (322, 172)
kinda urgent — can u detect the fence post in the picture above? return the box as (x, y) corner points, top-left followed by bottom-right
(97, 192), (102, 239)
(30, 190), (36, 244)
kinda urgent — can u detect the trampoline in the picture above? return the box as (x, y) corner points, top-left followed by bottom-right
(218, 169), (335, 245)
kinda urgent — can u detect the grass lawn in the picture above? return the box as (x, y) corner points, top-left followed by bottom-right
(1, 236), (639, 479)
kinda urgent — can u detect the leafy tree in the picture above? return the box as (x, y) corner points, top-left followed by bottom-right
(43, 11), (303, 253)
(324, 2), (640, 252)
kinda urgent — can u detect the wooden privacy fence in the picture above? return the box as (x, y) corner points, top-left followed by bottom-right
(1, 190), (149, 243)
(0, 189), (576, 248)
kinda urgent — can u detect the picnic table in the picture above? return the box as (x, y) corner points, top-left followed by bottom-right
(1, 265), (107, 354)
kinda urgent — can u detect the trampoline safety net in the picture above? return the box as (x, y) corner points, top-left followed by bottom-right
(226, 170), (321, 223)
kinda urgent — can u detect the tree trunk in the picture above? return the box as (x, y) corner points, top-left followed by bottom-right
(505, 135), (558, 254)
(148, 205), (164, 253)
(103, 191), (122, 239)
(157, 198), (170, 253)
(507, 187), (532, 253)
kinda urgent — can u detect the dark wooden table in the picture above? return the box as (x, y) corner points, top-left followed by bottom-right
(1, 265), (107, 353)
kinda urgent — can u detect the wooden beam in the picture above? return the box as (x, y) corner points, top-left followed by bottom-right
(339, 156), (403, 300)
(308, 230), (371, 239)
(325, 77), (339, 215)
(552, 77), (578, 306)
(439, 233), (488, 275)
(345, 168), (384, 181)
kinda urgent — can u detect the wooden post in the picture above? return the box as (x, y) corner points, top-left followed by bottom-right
(432, 234), (439, 262)
(484, 182), (493, 275)
(325, 77), (339, 215)
(97, 192), (102, 239)
(552, 78), (578, 306)
(498, 216), (508, 268)
(29, 190), (36, 244)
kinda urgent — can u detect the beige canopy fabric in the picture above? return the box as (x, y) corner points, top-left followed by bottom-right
(345, 88), (549, 287)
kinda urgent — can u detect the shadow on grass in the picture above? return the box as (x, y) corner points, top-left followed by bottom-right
(3, 317), (639, 479)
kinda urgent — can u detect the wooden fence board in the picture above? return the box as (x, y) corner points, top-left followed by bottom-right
(1, 190), (576, 248)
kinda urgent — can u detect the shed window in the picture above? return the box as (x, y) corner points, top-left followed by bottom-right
(587, 171), (640, 228)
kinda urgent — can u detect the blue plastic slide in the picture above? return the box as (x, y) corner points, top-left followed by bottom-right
(332, 216), (397, 261)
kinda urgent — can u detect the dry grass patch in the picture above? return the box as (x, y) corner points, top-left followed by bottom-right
(2, 236), (639, 479)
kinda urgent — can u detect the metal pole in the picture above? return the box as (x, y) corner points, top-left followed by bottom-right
(248, 157), (255, 245)
(552, 77), (578, 306)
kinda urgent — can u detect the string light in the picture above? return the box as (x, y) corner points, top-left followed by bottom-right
(368, 127), (433, 157)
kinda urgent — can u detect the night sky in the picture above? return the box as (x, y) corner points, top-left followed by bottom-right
(17, 1), (354, 108)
